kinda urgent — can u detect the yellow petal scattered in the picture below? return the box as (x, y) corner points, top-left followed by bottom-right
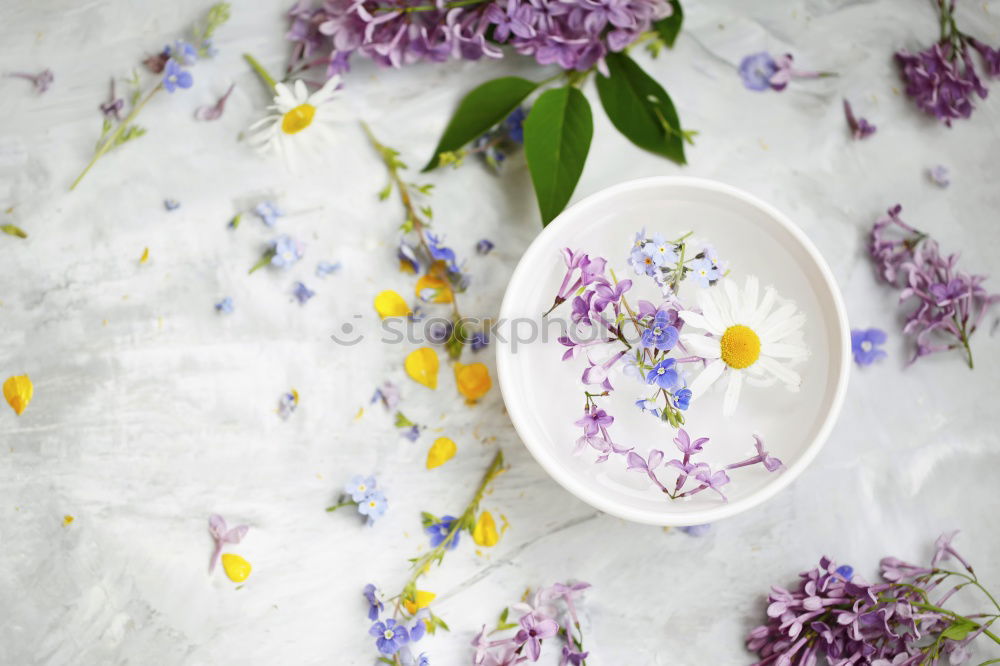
(454, 363), (491, 403)
(426, 437), (457, 469)
(3, 374), (33, 415)
(62, 515), (74, 526)
(405, 347), (439, 389)
(472, 510), (499, 547)
(374, 290), (411, 318)
(222, 553), (252, 582)
(354, 407), (364, 420)
(402, 589), (436, 615)
(415, 275), (453, 304)
(139, 247), (149, 264)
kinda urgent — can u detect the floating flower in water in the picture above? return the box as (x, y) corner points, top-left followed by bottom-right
(680, 276), (808, 417)
(215, 296), (234, 314)
(405, 348), (439, 389)
(472, 510), (499, 547)
(315, 260), (340, 277)
(843, 98), (876, 139)
(208, 514), (249, 573)
(253, 201), (282, 227)
(277, 389), (299, 419)
(221, 553), (252, 582)
(454, 362), (491, 402)
(375, 290), (411, 318)
(292, 281), (315, 304)
(6, 69), (54, 94)
(248, 77), (343, 167)
(3, 374), (33, 415)
(851, 328), (888, 366)
(426, 437), (457, 469)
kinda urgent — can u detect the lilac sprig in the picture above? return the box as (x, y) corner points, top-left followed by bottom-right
(286, 0), (674, 78)
(746, 531), (1000, 665)
(471, 581), (591, 665)
(895, 0), (1000, 126)
(624, 430), (782, 503)
(69, 3), (231, 190)
(868, 204), (998, 368)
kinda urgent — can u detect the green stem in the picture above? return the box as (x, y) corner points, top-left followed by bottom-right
(243, 53), (278, 90)
(393, 450), (505, 615)
(326, 500), (357, 512)
(249, 248), (276, 274)
(379, 0), (488, 12)
(70, 84), (162, 191)
(910, 602), (1000, 645)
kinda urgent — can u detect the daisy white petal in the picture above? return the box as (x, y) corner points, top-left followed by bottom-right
(722, 371), (744, 417)
(749, 286), (777, 329)
(743, 275), (759, 322)
(761, 342), (809, 359)
(698, 291), (727, 334)
(757, 356), (801, 388)
(758, 303), (798, 339)
(760, 314), (806, 344)
(678, 310), (715, 334)
(680, 334), (722, 359)
(690, 358), (726, 397)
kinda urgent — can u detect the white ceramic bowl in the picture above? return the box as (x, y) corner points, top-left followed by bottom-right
(496, 177), (850, 525)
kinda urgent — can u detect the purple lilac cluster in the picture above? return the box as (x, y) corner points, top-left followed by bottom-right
(626, 431), (782, 502)
(869, 205), (997, 368)
(364, 584), (429, 663)
(895, 0), (1000, 125)
(471, 581), (590, 665)
(747, 532), (999, 665)
(286, 0), (673, 76)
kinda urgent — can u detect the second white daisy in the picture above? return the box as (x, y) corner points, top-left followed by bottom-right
(247, 77), (343, 167)
(679, 275), (808, 417)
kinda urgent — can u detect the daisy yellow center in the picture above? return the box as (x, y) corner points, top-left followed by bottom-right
(281, 103), (316, 134)
(720, 325), (761, 369)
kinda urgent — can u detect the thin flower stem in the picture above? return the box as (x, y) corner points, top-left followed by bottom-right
(392, 450), (505, 616)
(937, 568), (1000, 613)
(909, 602), (1000, 645)
(70, 84), (162, 190)
(362, 121), (464, 323)
(325, 500), (356, 512)
(243, 53), (278, 90)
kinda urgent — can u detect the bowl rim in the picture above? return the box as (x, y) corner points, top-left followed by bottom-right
(495, 176), (851, 526)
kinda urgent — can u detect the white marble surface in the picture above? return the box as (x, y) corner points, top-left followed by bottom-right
(2, 0), (1000, 664)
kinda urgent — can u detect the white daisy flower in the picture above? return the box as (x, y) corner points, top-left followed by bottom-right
(247, 77), (343, 166)
(678, 275), (808, 417)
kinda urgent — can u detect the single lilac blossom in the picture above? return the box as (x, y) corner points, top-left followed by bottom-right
(843, 99), (877, 139)
(207, 514), (249, 573)
(6, 69), (54, 94)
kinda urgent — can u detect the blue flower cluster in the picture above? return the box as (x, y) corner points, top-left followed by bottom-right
(363, 584), (429, 662)
(344, 475), (388, 525)
(628, 231), (725, 290)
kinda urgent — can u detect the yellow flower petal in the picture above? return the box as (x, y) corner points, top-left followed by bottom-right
(402, 589), (436, 615)
(454, 363), (491, 403)
(140, 247), (149, 264)
(472, 510), (499, 547)
(3, 374), (33, 415)
(426, 437), (457, 469)
(62, 515), (74, 527)
(415, 275), (453, 304)
(222, 553), (252, 582)
(405, 347), (439, 389)
(374, 290), (411, 318)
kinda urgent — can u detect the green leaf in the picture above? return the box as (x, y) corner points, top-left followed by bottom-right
(596, 52), (686, 164)
(654, 0), (684, 49)
(523, 86), (594, 226)
(941, 620), (976, 640)
(1, 224), (28, 239)
(423, 76), (540, 171)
